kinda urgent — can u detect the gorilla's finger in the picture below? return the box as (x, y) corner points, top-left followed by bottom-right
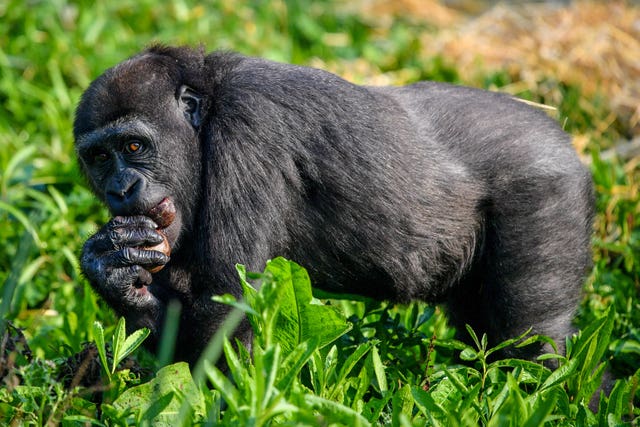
(108, 226), (165, 248)
(112, 247), (169, 269)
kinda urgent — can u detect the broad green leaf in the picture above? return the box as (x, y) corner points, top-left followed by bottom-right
(490, 379), (512, 419)
(235, 263), (258, 300)
(113, 362), (204, 425)
(264, 257), (350, 353)
(515, 334), (557, 354)
(308, 350), (326, 394)
(62, 415), (105, 425)
(141, 393), (175, 424)
(490, 358), (550, 382)
(434, 339), (468, 351)
(353, 358), (372, 404)
(361, 393), (394, 423)
(261, 398), (300, 423)
(258, 345), (281, 412)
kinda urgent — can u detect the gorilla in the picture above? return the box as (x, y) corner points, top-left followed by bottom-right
(74, 45), (594, 364)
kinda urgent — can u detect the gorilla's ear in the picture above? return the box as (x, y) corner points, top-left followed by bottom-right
(178, 85), (203, 129)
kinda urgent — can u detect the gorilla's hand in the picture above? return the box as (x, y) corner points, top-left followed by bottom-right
(81, 215), (169, 317)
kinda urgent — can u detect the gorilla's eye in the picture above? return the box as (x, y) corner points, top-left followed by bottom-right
(92, 151), (109, 163)
(125, 140), (143, 154)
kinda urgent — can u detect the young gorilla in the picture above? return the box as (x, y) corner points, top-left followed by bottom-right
(74, 45), (594, 364)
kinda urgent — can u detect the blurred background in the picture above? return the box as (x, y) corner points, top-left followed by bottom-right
(0, 0), (638, 381)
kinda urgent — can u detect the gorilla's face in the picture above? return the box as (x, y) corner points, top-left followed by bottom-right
(74, 54), (204, 250)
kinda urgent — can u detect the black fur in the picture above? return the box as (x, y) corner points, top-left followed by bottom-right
(74, 45), (594, 363)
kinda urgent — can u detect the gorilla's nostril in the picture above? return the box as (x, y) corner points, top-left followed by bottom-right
(106, 188), (125, 200)
(124, 179), (140, 199)
(104, 172), (145, 216)
(107, 188), (124, 199)
(107, 176), (141, 201)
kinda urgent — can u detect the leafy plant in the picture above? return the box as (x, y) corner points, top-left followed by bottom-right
(87, 317), (150, 408)
(92, 317), (150, 383)
(106, 362), (206, 426)
(205, 258), (367, 425)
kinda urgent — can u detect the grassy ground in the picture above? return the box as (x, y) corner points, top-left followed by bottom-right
(1, 0), (638, 425)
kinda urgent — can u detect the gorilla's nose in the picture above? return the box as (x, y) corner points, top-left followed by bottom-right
(106, 170), (144, 215)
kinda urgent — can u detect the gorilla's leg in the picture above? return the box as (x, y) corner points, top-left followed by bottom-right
(448, 175), (592, 360)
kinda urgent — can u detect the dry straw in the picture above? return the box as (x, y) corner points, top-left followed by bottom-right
(423, 1), (639, 137)
(359, 1), (639, 141)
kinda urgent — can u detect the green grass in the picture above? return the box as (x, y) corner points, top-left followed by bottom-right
(1, 0), (638, 425)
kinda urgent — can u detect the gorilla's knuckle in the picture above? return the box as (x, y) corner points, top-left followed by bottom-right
(107, 228), (123, 246)
(119, 247), (136, 263)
